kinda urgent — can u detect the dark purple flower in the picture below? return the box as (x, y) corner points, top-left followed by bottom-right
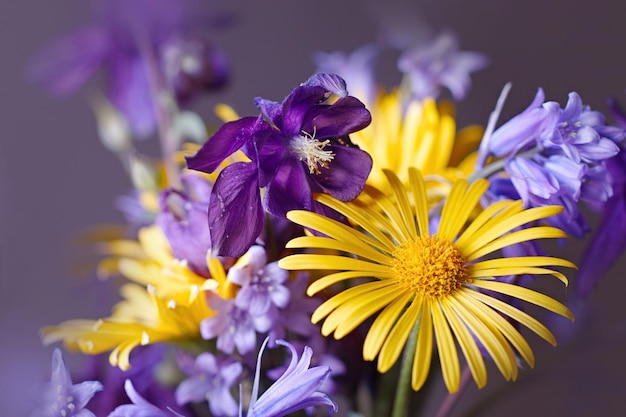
(28, 0), (229, 137)
(246, 339), (337, 417)
(156, 173), (212, 277)
(186, 74), (372, 257)
(397, 31), (488, 101)
(175, 352), (242, 417)
(30, 349), (102, 417)
(79, 346), (186, 417)
(108, 380), (185, 417)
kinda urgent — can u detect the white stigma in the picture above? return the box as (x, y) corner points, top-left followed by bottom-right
(290, 128), (335, 174)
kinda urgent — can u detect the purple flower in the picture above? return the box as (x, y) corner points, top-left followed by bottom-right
(30, 349), (102, 417)
(175, 352), (242, 417)
(577, 100), (626, 297)
(484, 88), (560, 159)
(28, 0), (229, 137)
(79, 346), (185, 417)
(108, 380), (185, 417)
(246, 339), (337, 417)
(186, 73), (372, 257)
(397, 31), (488, 101)
(543, 92), (622, 163)
(156, 173), (212, 277)
(200, 293), (274, 355)
(312, 44), (379, 106)
(228, 246), (290, 315)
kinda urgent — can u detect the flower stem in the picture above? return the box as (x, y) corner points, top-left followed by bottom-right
(391, 319), (420, 417)
(135, 29), (182, 189)
(433, 366), (472, 417)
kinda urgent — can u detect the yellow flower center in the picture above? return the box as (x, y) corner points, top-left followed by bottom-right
(392, 235), (469, 298)
(290, 129), (334, 174)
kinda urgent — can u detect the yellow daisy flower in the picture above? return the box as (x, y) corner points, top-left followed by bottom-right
(41, 282), (215, 371)
(351, 91), (483, 196)
(278, 168), (575, 393)
(42, 225), (239, 370)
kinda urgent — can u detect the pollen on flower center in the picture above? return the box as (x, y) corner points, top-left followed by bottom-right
(392, 235), (469, 298)
(290, 129), (335, 174)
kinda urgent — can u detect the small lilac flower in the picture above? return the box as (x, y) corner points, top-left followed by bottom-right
(108, 380), (185, 417)
(186, 73), (372, 257)
(267, 272), (321, 344)
(28, 0), (229, 137)
(30, 349), (102, 417)
(175, 352), (242, 417)
(246, 339), (337, 417)
(228, 246), (290, 315)
(397, 31), (488, 101)
(312, 44), (379, 106)
(156, 173), (212, 277)
(201, 293), (274, 355)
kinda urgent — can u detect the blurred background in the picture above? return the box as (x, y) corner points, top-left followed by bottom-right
(1, 0), (625, 415)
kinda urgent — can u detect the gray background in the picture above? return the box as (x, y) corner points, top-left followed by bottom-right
(1, 0), (625, 415)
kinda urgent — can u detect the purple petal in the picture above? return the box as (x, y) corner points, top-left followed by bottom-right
(302, 96), (372, 138)
(301, 73), (348, 97)
(252, 131), (288, 187)
(186, 116), (268, 173)
(280, 85), (329, 136)
(28, 26), (110, 95)
(577, 193), (626, 298)
(175, 376), (211, 404)
(208, 162), (264, 257)
(254, 97), (283, 127)
(264, 158), (312, 217)
(106, 53), (155, 138)
(311, 144), (372, 201)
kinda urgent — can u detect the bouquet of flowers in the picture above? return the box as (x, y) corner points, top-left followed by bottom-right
(24, 1), (626, 416)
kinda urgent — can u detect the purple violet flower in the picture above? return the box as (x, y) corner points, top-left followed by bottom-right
(186, 73), (372, 257)
(246, 339), (337, 417)
(397, 31), (488, 101)
(175, 352), (242, 417)
(28, 0), (229, 137)
(228, 245), (290, 315)
(30, 349), (102, 417)
(108, 380), (185, 417)
(156, 173), (213, 277)
(200, 293), (274, 355)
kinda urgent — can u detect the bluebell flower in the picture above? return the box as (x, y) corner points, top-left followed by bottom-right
(108, 380), (185, 417)
(201, 293), (274, 355)
(542, 92), (622, 163)
(156, 173), (212, 277)
(246, 339), (337, 417)
(29, 0), (229, 137)
(30, 348), (102, 417)
(175, 352), (242, 417)
(186, 73), (372, 257)
(397, 31), (488, 100)
(576, 97), (626, 297)
(483, 88), (625, 237)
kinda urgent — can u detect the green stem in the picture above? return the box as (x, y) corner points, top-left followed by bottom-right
(391, 319), (421, 417)
(467, 147), (542, 183)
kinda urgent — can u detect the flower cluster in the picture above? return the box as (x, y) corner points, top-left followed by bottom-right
(26, 3), (626, 417)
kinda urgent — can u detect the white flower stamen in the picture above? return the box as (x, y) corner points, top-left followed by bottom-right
(290, 128), (335, 174)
